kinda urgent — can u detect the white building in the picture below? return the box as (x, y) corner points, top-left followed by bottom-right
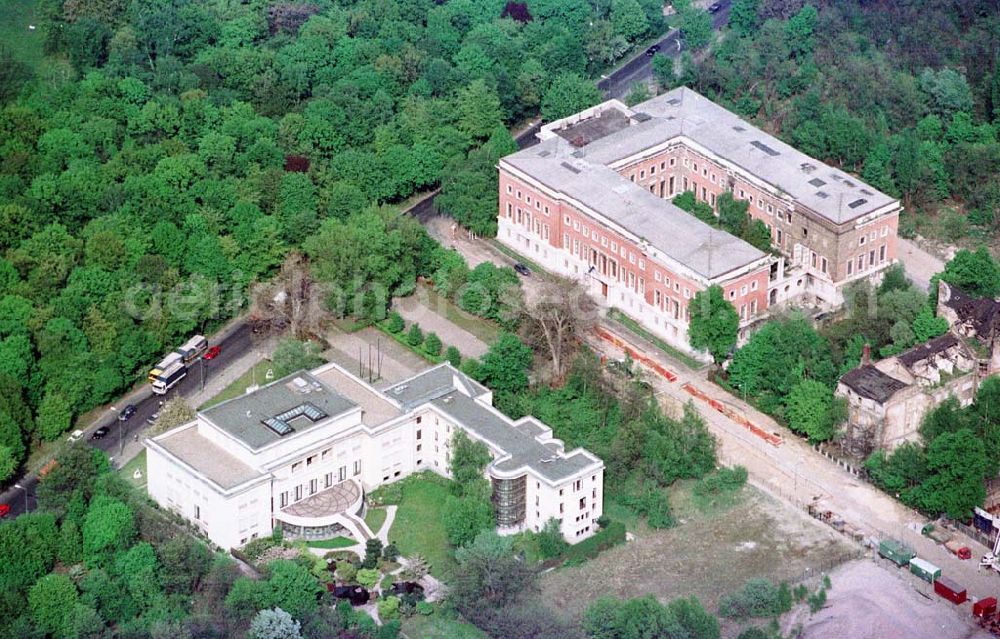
(145, 362), (604, 550)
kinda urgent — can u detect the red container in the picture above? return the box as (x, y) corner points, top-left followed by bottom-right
(934, 576), (968, 605)
(974, 597), (997, 618)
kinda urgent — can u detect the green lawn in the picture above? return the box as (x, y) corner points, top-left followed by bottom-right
(307, 536), (356, 550)
(199, 359), (273, 409)
(0, 0), (45, 70)
(607, 308), (705, 370)
(381, 473), (456, 579)
(401, 614), (488, 639)
(119, 449), (147, 489)
(364, 507), (387, 534)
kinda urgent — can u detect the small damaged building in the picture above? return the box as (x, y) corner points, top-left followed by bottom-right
(837, 335), (979, 454)
(937, 281), (1000, 376)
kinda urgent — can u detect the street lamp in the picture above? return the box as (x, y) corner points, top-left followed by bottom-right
(14, 483), (27, 513)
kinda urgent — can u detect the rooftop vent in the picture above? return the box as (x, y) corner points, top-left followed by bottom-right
(571, 150), (584, 158)
(860, 188), (874, 196)
(391, 384), (408, 395)
(732, 125), (747, 132)
(750, 141), (780, 157)
(560, 161), (581, 174)
(808, 178), (826, 187)
(633, 112), (652, 122)
(843, 180), (856, 188)
(442, 395), (453, 404)
(665, 98), (681, 105)
(800, 162), (817, 173)
(292, 377), (308, 391)
(815, 191), (830, 199)
(848, 198), (868, 209)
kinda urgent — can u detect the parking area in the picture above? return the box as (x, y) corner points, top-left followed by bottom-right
(323, 326), (427, 386)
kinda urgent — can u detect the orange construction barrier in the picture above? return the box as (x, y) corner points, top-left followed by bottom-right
(682, 383), (783, 447)
(593, 327), (678, 382)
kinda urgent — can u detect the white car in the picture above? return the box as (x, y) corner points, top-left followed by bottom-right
(67, 429), (84, 443)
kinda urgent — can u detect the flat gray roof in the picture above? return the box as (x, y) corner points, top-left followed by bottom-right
(505, 144), (766, 279)
(381, 364), (489, 410)
(594, 87), (896, 224)
(156, 425), (262, 490)
(431, 392), (601, 483)
(201, 371), (357, 450)
(313, 365), (402, 427)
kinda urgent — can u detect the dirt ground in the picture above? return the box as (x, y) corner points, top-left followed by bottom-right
(793, 560), (992, 639)
(323, 326), (426, 385)
(540, 485), (858, 625)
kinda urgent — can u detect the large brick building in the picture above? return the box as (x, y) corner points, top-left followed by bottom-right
(498, 88), (901, 357)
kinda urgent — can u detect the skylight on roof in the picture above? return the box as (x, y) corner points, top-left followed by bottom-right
(843, 180), (856, 188)
(848, 198), (868, 209)
(860, 189), (873, 195)
(732, 125), (746, 132)
(665, 98), (681, 105)
(537, 150), (550, 157)
(800, 162), (816, 173)
(808, 178), (826, 187)
(262, 402), (329, 437)
(750, 141), (780, 157)
(816, 191), (829, 199)
(633, 112), (652, 122)
(263, 418), (294, 436)
(560, 161), (581, 174)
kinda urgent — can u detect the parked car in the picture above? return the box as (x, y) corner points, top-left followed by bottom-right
(513, 263), (531, 277)
(708, 2), (723, 13)
(146, 411), (160, 425)
(67, 429), (84, 443)
(118, 404), (136, 421)
(92, 426), (110, 440)
(645, 44), (661, 57)
(0, 503), (9, 518)
(203, 345), (221, 360)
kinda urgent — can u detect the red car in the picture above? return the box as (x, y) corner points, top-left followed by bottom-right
(0, 503), (10, 518)
(203, 345), (221, 360)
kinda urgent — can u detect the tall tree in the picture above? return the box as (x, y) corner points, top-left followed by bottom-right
(688, 285), (739, 364)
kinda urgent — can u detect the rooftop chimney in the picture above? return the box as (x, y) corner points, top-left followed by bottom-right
(862, 343), (871, 367)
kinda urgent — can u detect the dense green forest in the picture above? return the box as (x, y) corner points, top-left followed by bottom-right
(0, 0), (668, 484)
(670, 0), (1000, 240)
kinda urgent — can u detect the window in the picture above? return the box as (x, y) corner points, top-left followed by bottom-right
(881, 226), (889, 237)
(416, 429), (421, 440)
(630, 174), (635, 182)
(857, 255), (864, 271)
(506, 185), (512, 194)
(295, 485), (302, 501)
(309, 478), (317, 494)
(292, 462), (302, 473)
(579, 497), (586, 509)
(638, 258), (645, 270)
(280, 492), (288, 508)
(879, 244), (886, 262)
(307, 455), (315, 466)
(654, 271), (661, 282)
(683, 287), (691, 299)
(353, 461), (361, 476)
(629, 253), (636, 264)
(847, 260), (853, 275)
(325, 472), (333, 488)
(821, 257), (828, 273)
(194, 505), (200, 520)
(751, 281), (758, 291)
(693, 163), (698, 172)
(516, 190), (521, 200)
(710, 173), (716, 183)
(650, 165), (656, 175)
(859, 235), (866, 246)
(526, 195), (531, 204)
(802, 227), (808, 237)
(767, 204), (773, 214)
(640, 170), (645, 178)
(601, 236), (608, 247)
(740, 285), (748, 296)
(786, 212), (792, 223)
(869, 250), (875, 266)
(339, 466), (347, 481)
(751, 299), (757, 314)
(757, 199), (764, 209)
(573, 220), (580, 231)
(729, 290), (736, 299)
(669, 158), (676, 167)
(777, 229), (783, 244)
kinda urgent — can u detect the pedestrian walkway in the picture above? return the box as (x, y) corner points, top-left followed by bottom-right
(393, 293), (489, 358)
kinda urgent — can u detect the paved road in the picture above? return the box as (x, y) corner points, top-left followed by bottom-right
(1, 321), (257, 519)
(898, 238), (945, 293)
(598, 0), (732, 99)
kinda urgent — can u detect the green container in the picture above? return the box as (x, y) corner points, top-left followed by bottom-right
(879, 538), (916, 566)
(909, 557), (940, 583)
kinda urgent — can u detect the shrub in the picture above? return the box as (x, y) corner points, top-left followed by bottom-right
(445, 346), (462, 367)
(363, 539), (383, 569)
(356, 568), (380, 590)
(537, 518), (569, 560)
(423, 332), (442, 356)
(459, 357), (481, 379)
(272, 525), (284, 543)
(560, 521), (626, 564)
(693, 466), (748, 499)
(415, 601), (434, 616)
(719, 578), (793, 619)
(336, 563), (357, 584)
(382, 542), (399, 562)
(377, 596), (401, 620)
(406, 323), (424, 347)
(385, 312), (405, 334)
(595, 515), (610, 529)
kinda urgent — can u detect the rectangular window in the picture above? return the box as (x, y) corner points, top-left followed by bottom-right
(847, 260), (853, 275)
(670, 158), (676, 167)
(416, 429), (421, 440)
(280, 492), (288, 508)
(879, 244), (886, 262)
(640, 170), (645, 179)
(339, 466), (347, 481)
(859, 235), (866, 246)
(650, 165), (656, 175)
(857, 255), (864, 271)
(294, 485), (302, 501)
(654, 271), (661, 282)
(869, 250), (875, 266)
(309, 478), (317, 495)
(353, 461), (361, 476)
(821, 257), (828, 273)
(194, 505), (200, 520)
(325, 472), (333, 488)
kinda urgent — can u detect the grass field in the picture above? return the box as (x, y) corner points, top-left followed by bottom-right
(364, 507), (387, 534)
(1, 0), (45, 70)
(380, 474), (456, 579)
(413, 284), (500, 346)
(199, 359), (272, 409)
(540, 483), (857, 627)
(119, 449), (147, 489)
(307, 536), (355, 550)
(401, 614), (488, 639)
